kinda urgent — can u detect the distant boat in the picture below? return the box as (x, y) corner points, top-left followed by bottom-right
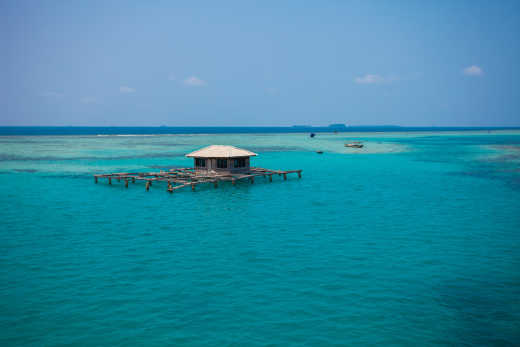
(345, 143), (363, 148)
(310, 133), (316, 138)
(316, 151), (323, 154)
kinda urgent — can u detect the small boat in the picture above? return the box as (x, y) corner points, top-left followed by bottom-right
(316, 151), (324, 154)
(345, 143), (363, 148)
(310, 133), (316, 138)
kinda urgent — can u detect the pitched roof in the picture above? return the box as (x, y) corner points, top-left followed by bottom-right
(185, 145), (258, 158)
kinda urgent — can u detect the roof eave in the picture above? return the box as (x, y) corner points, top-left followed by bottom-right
(185, 154), (257, 158)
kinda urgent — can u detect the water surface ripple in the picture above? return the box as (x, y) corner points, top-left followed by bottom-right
(1, 131), (519, 346)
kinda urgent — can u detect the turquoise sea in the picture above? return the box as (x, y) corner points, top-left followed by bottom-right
(1, 130), (520, 346)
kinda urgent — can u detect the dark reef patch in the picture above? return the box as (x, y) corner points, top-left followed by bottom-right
(0, 152), (185, 162)
(13, 169), (38, 173)
(436, 279), (520, 346)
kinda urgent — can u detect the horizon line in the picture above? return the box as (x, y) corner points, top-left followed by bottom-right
(1, 125), (520, 128)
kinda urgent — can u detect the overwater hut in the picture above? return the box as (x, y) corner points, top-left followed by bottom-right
(94, 145), (301, 193)
(185, 145), (257, 173)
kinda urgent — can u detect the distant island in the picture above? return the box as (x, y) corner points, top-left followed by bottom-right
(291, 124), (402, 129)
(292, 124), (348, 128)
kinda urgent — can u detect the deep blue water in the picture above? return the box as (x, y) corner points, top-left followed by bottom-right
(1, 126), (519, 136)
(1, 131), (519, 346)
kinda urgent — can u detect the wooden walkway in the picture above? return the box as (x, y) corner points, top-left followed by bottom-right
(94, 167), (302, 193)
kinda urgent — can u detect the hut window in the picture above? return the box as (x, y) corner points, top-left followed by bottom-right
(234, 158), (246, 168)
(217, 159), (228, 168)
(195, 158), (206, 167)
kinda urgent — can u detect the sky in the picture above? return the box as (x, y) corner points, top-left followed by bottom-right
(2, 0), (520, 127)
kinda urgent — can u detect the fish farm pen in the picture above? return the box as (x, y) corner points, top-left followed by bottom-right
(94, 167), (302, 193)
(93, 145), (302, 193)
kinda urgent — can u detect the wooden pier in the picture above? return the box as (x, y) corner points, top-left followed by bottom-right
(94, 167), (302, 193)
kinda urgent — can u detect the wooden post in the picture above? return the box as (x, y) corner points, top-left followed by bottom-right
(191, 183), (195, 191)
(214, 181), (218, 188)
(269, 175), (273, 182)
(125, 179), (128, 188)
(283, 173), (287, 180)
(250, 176), (254, 184)
(232, 179), (236, 185)
(94, 176), (98, 184)
(108, 177), (112, 185)
(298, 171), (302, 178)
(146, 181), (150, 191)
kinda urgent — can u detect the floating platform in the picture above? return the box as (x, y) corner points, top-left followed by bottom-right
(94, 167), (302, 193)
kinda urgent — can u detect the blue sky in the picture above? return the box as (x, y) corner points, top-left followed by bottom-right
(2, 0), (519, 126)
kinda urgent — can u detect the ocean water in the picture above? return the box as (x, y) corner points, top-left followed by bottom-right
(1, 130), (520, 346)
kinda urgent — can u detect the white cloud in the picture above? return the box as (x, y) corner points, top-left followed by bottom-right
(354, 74), (385, 84)
(80, 96), (97, 104)
(41, 91), (64, 99)
(463, 65), (483, 76)
(183, 76), (207, 87)
(119, 86), (136, 93)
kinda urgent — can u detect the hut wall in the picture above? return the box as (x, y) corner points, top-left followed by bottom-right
(193, 156), (251, 172)
(208, 158), (215, 170)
